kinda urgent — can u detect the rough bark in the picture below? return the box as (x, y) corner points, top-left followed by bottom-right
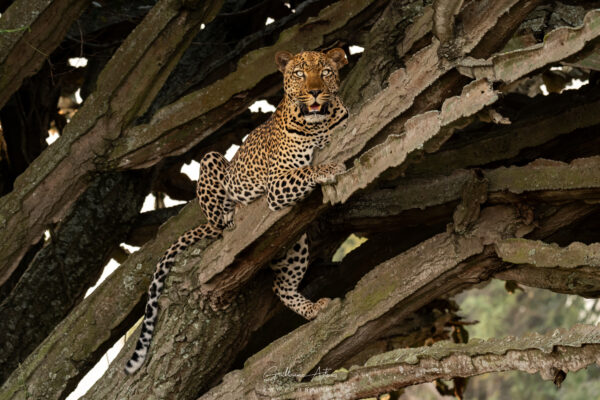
(457, 9), (600, 82)
(331, 156), (600, 235)
(199, 205), (528, 399)
(496, 238), (600, 268)
(0, 203), (210, 400)
(0, 0), (91, 109)
(0, 171), (149, 385)
(63, 2), (600, 398)
(255, 325), (600, 400)
(0, 0), (387, 289)
(106, 0), (385, 170)
(326, 7), (600, 203)
(494, 238), (600, 296)
(200, 0), (540, 307)
(201, 195), (600, 400)
(403, 84), (600, 178)
(3, 1), (600, 399)
(0, 0), (223, 287)
(432, 0), (463, 45)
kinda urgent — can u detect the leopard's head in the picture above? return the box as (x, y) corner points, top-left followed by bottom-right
(275, 49), (347, 123)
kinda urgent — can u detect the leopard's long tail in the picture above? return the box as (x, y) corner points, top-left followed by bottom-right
(124, 223), (221, 374)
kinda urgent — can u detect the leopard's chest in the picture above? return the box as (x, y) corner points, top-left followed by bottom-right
(276, 128), (330, 167)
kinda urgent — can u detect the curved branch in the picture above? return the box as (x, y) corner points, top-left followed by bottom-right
(495, 238), (600, 297)
(255, 325), (600, 400)
(0, 0), (90, 109)
(457, 9), (600, 82)
(200, 206), (529, 400)
(0, 0), (223, 288)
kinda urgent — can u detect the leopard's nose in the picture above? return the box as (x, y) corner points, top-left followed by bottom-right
(308, 90), (322, 98)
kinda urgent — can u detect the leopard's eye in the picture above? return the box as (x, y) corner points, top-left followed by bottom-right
(294, 70), (305, 78)
(322, 69), (332, 77)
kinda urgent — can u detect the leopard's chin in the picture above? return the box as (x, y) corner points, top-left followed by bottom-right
(304, 113), (328, 123)
(300, 102), (329, 123)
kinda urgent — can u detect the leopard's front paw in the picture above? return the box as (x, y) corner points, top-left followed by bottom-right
(224, 220), (236, 231)
(306, 297), (332, 320)
(223, 212), (235, 231)
(315, 163), (346, 184)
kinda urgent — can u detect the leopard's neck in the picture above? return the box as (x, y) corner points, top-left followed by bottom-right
(275, 94), (348, 138)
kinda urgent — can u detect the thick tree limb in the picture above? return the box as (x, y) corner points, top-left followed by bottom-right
(106, 0), (383, 170)
(0, 0), (385, 289)
(0, 0), (90, 109)
(73, 5), (579, 396)
(494, 238), (600, 297)
(496, 238), (600, 268)
(6, 2), (597, 399)
(200, 206), (530, 400)
(457, 9), (600, 82)
(487, 157), (600, 194)
(0, 171), (148, 385)
(322, 78), (499, 204)
(255, 325), (600, 400)
(0, 0), (223, 287)
(334, 156), (600, 230)
(432, 0), (464, 45)
(0, 203), (212, 400)
(327, 9), (600, 203)
(198, 0), (536, 307)
(317, 0), (524, 167)
(404, 85), (600, 177)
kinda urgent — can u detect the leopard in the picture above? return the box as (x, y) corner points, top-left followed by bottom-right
(125, 48), (349, 374)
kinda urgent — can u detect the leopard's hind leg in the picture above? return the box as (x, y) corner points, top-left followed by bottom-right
(197, 151), (235, 229)
(270, 233), (330, 320)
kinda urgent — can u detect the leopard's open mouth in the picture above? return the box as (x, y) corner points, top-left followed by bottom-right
(301, 102), (329, 116)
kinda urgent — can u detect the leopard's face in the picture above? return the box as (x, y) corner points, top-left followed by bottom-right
(276, 49), (348, 123)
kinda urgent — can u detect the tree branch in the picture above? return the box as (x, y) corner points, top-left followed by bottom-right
(0, 171), (148, 384)
(105, 0), (384, 170)
(494, 238), (600, 297)
(199, 0), (538, 306)
(457, 9), (600, 82)
(0, 0), (90, 109)
(0, 0), (223, 287)
(255, 325), (600, 400)
(200, 205), (529, 400)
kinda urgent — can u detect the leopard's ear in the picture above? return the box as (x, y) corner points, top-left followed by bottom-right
(275, 51), (293, 73)
(325, 48), (348, 69)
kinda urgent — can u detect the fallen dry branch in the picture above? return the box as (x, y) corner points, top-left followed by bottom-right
(0, 0), (90, 109)
(255, 324), (600, 400)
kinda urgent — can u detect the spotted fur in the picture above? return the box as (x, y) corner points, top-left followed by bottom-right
(125, 49), (348, 374)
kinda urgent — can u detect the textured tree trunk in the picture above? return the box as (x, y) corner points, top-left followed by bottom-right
(1, 1), (600, 400)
